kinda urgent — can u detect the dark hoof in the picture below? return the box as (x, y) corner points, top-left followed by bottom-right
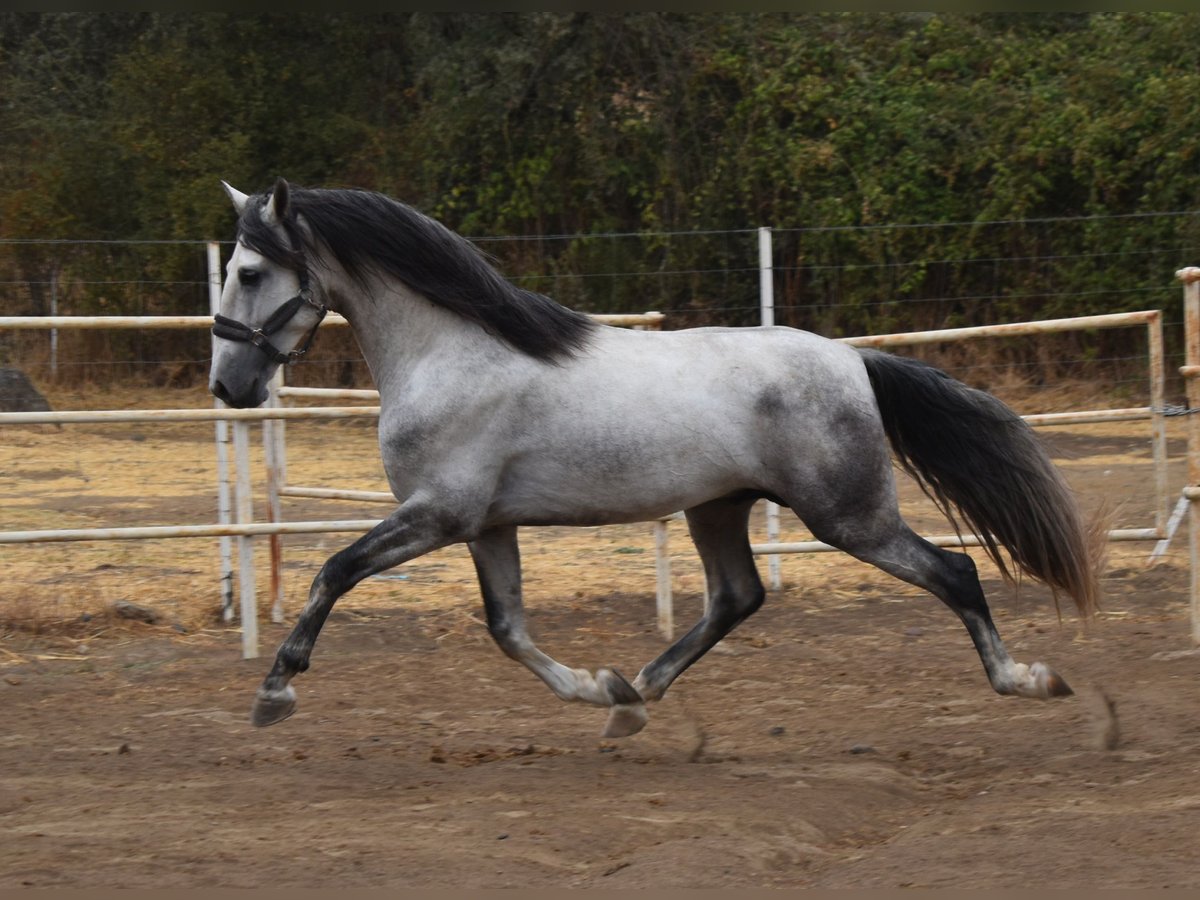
(250, 686), (296, 727)
(1046, 673), (1073, 698)
(1031, 661), (1073, 698)
(598, 668), (643, 706)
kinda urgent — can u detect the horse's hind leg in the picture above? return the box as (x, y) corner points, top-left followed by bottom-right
(468, 525), (643, 712)
(842, 525), (1073, 698)
(603, 496), (765, 737)
(811, 496), (1075, 700)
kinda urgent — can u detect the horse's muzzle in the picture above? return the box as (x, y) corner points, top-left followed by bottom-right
(210, 377), (266, 409)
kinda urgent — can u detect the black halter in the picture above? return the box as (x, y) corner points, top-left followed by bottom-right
(212, 269), (328, 365)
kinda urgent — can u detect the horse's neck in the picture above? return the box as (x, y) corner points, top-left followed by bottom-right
(332, 276), (505, 396)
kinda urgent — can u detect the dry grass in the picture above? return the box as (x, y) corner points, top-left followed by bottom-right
(0, 588), (104, 638)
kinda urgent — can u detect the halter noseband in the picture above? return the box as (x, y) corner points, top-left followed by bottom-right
(212, 268), (328, 366)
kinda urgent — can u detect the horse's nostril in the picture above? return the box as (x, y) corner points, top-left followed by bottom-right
(212, 379), (232, 405)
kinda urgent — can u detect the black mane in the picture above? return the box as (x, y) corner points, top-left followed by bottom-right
(236, 186), (595, 362)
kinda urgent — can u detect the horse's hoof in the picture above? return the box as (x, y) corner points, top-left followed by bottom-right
(250, 686), (296, 727)
(1031, 662), (1073, 698)
(597, 668), (643, 706)
(603, 703), (649, 738)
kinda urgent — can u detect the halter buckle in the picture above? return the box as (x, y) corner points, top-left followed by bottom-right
(212, 270), (327, 366)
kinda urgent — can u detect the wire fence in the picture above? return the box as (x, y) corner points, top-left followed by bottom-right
(2, 209), (1197, 399)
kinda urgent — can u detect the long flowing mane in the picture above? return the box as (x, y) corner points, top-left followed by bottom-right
(236, 186), (595, 362)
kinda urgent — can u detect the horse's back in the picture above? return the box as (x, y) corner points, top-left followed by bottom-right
(574, 324), (873, 422)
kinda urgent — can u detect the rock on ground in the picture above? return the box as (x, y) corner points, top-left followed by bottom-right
(0, 368), (51, 413)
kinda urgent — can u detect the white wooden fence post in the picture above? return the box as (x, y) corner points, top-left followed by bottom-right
(207, 242), (236, 622)
(759, 227), (782, 591)
(263, 368), (286, 623)
(233, 418), (258, 659)
(654, 518), (673, 640)
(1177, 268), (1200, 644)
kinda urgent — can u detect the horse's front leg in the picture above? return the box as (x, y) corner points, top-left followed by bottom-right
(468, 525), (642, 719)
(252, 497), (467, 726)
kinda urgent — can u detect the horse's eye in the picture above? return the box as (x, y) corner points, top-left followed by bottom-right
(239, 267), (261, 285)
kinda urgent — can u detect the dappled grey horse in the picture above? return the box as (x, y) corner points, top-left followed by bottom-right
(210, 179), (1101, 738)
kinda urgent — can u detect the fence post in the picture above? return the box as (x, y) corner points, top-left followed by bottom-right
(654, 518), (673, 640)
(233, 418), (258, 659)
(1147, 311), (1168, 539)
(263, 368), (286, 623)
(207, 242), (235, 622)
(49, 268), (59, 379)
(209, 239), (259, 659)
(759, 227), (782, 591)
(1177, 268), (1200, 645)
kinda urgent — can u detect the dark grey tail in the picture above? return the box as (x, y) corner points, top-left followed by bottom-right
(859, 348), (1101, 616)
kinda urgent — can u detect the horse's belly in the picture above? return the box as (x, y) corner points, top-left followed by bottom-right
(485, 448), (751, 526)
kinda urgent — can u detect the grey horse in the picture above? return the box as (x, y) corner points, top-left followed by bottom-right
(210, 179), (1100, 738)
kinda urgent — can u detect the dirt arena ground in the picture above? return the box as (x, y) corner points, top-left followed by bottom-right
(2, 385), (1200, 889)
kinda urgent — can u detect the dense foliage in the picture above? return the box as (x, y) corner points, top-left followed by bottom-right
(3, 13), (1199, 384)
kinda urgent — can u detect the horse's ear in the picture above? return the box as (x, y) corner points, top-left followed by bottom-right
(222, 181), (250, 214)
(263, 178), (291, 225)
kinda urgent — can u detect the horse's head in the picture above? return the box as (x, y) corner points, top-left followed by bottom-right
(209, 178), (327, 408)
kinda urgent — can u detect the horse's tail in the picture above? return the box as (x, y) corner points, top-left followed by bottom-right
(858, 348), (1102, 616)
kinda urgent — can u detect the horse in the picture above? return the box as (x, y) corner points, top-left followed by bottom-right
(210, 178), (1101, 739)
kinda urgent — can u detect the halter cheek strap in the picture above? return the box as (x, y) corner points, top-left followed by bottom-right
(212, 272), (328, 365)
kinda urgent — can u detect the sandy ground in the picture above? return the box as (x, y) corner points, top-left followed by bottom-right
(2, 385), (1199, 888)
